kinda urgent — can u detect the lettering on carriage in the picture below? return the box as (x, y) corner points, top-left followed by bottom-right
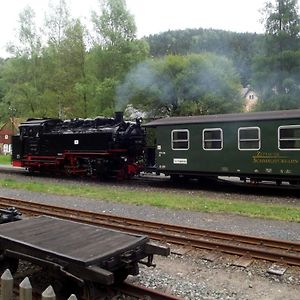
(280, 169), (292, 174)
(252, 152), (299, 164)
(173, 158), (187, 165)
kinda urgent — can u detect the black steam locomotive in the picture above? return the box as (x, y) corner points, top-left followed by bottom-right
(12, 112), (145, 179)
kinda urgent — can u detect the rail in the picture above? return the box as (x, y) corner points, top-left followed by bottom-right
(120, 282), (183, 300)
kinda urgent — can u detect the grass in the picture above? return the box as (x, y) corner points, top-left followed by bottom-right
(0, 177), (299, 222)
(0, 155), (11, 165)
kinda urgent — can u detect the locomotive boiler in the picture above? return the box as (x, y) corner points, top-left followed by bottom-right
(12, 112), (145, 179)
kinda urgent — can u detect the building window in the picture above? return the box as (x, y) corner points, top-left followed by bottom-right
(171, 129), (189, 150)
(278, 125), (300, 150)
(203, 128), (223, 150)
(4, 135), (8, 140)
(238, 127), (261, 150)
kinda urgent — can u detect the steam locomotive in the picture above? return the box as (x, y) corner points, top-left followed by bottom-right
(12, 112), (145, 179)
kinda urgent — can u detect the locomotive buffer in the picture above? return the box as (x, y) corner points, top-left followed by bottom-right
(0, 215), (169, 285)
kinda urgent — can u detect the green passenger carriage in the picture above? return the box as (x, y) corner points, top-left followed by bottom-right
(144, 109), (300, 184)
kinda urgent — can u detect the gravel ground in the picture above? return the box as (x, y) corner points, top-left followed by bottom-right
(1, 169), (300, 299)
(131, 252), (300, 300)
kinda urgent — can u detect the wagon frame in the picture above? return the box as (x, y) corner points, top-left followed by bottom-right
(0, 215), (169, 286)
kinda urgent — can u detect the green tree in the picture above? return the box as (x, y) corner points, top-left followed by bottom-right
(263, 0), (300, 51)
(1, 6), (46, 118)
(2, 1), (90, 119)
(15, 6), (42, 57)
(253, 0), (300, 110)
(0, 59), (5, 102)
(92, 0), (137, 47)
(1, 57), (42, 117)
(43, 0), (72, 118)
(89, 0), (149, 115)
(117, 53), (243, 116)
(42, 0), (90, 118)
(57, 19), (88, 117)
(45, 0), (70, 48)
(146, 28), (265, 86)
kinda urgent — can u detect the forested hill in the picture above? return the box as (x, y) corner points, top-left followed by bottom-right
(145, 28), (265, 85)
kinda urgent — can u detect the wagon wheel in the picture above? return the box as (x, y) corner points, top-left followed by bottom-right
(113, 268), (129, 284)
(0, 251), (19, 274)
(82, 281), (96, 300)
(50, 277), (95, 299)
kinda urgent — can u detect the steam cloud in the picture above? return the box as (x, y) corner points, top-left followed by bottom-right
(116, 54), (242, 115)
(116, 60), (174, 112)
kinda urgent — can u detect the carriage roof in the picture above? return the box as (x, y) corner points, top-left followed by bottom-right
(144, 109), (300, 127)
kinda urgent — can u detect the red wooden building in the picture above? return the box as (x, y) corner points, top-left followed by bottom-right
(0, 118), (19, 154)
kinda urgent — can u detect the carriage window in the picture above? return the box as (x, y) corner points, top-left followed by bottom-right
(203, 128), (223, 150)
(238, 127), (260, 150)
(278, 125), (300, 150)
(171, 129), (189, 150)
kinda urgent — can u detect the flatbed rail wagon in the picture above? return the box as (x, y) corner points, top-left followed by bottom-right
(0, 215), (169, 285)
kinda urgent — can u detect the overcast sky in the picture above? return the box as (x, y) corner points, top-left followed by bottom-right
(0, 0), (270, 58)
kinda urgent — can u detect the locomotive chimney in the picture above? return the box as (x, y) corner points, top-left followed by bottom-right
(115, 111), (124, 123)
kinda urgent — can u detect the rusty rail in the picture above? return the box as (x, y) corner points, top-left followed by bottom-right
(119, 282), (183, 300)
(1, 196), (300, 267)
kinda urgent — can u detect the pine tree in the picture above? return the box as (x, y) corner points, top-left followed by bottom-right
(253, 0), (300, 110)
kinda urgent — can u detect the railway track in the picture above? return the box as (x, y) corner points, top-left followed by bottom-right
(0, 196), (300, 268)
(11, 281), (182, 300)
(10, 277), (181, 300)
(119, 282), (183, 300)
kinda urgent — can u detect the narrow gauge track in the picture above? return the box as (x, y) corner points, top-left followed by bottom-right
(119, 282), (183, 300)
(1, 196), (300, 268)
(11, 282), (182, 300)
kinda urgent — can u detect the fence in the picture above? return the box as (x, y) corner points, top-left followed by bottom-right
(1, 269), (78, 300)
